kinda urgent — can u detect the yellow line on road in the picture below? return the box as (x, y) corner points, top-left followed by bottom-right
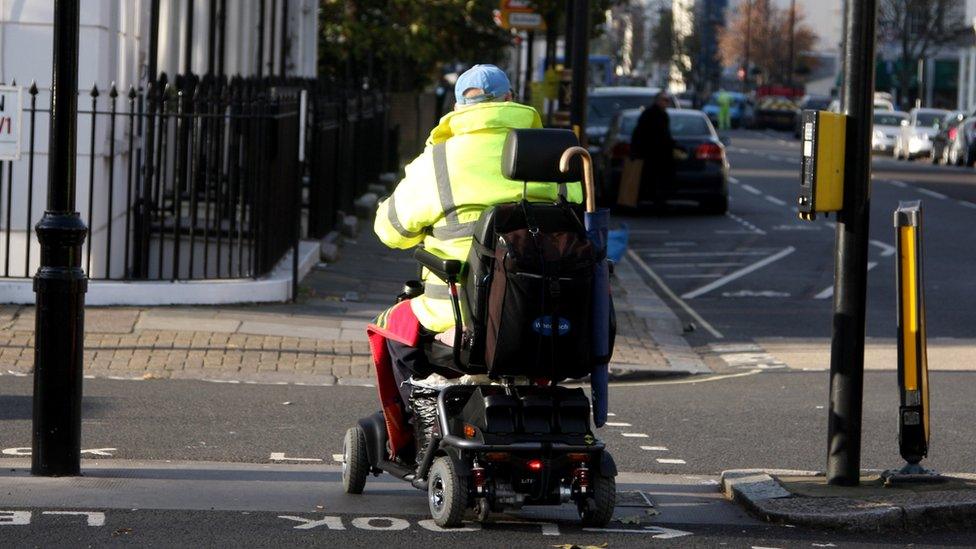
(609, 369), (763, 388)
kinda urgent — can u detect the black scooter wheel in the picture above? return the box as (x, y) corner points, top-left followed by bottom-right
(578, 473), (616, 527)
(342, 426), (369, 494)
(428, 456), (468, 528)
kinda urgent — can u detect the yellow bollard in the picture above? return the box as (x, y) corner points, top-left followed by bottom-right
(887, 201), (939, 482)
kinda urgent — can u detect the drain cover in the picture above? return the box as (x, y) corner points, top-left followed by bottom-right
(616, 490), (655, 508)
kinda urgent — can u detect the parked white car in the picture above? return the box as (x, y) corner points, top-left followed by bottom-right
(895, 108), (950, 160)
(872, 110), (909, 155)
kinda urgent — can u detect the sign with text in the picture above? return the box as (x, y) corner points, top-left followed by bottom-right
(0, 85), (22, 161)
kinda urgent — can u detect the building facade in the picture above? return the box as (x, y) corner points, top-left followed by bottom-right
(958, 0), (976, 113)
(0, 1), (331, 304)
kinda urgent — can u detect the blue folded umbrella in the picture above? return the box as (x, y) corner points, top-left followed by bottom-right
(607, 223), (630, 264)
(585, 208), (611, 428)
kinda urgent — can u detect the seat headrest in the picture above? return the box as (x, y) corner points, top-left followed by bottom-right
(501, 129), (583, 183)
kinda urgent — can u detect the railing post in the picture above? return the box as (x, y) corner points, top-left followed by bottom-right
(32, 0), (87, 477)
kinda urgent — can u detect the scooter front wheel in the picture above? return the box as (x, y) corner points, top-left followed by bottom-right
(428, 456), (468, 528)
(342, 426), (369, 494)
(578, 473), (616, 527)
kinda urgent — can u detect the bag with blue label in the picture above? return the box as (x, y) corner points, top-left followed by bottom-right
(483, 200), (601, 381)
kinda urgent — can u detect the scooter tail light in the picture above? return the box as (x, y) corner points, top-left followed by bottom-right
(526, 459), (544, 472)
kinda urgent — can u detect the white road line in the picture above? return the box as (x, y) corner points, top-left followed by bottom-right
(270, 452), (323, 462)
(664, 241), (697, 247)
(655, 262), (746, 268)
(958, 200), (976, 209)
(726, 213), (767, 235)
(764, 195), (787, 206)
(622, 433), (649, 438)
(604, 422), (632, 427)
(640, 446), (669, 451)
(606, 412), (616, 417)
(628, 229), (671, 235)
(681, 247), (796, 299)
(664, 274), (723, 279)
(728, 176), (740, 184)
(626, 250), (724, 339)
(814, 261), (878, 299)
(656, 458), (687, 465)
(332, 454), (344, 462)
(869, 239), (896, 257)
(741, 184), (763, 195)
(638, 251), (773, 257)
(916, 188), (947, 199)
(888, 180), (907, 188)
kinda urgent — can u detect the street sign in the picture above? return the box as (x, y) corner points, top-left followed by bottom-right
(0, 85), (23, 161)
(506, 11), (545, 30)
(496, 0), (546, 31)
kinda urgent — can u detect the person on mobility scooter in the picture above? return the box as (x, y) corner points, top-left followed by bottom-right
(342, 65), (617, 528)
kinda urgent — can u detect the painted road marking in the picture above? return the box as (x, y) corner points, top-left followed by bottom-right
(583, 526), (693, 539)
(350, 517), (410, 531)
(627, 250), (724, 339)
(604, 422), (632, 427)
(741, 184), (762, 195)
(958, 200), (976, 209)
(42, 511), (105, 527)
(606, 412), (617, 417)
(665, 274), (723, 279)
(655, 262), (745, 268)
(721, 290), (790, 298)
(728, 176), (739, 184)
(726, 213), (767, 235)
(637, 250), (773, 258)
(764, 195), (787, 206)
(916, 188), (947, 199)
(0, 511), (32, 525)
(2, 447), (116, 457)
(269, 452), (323, 463)
(640, 446), (669, 451)
(664, 241), (697, 247)
(681, 247), (796, 299)
(656, 458), (687, 465)
(332, 454), (344, 462)
(611, 369), (763, 388)
(888, 180), (907, 188)
(815, 261), (878, 299)
(621, 433), (649, 438)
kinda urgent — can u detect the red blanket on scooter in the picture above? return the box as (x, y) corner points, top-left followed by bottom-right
(365, 300), (420, 459)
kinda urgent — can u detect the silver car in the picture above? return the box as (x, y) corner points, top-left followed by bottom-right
(895, 108), (950, 160)
(872, 110), (908, 155)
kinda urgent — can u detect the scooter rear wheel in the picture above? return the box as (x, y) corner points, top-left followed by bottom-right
(342, 426), (369, 494)
(428, 456), (468, 528)
(578, 473), (616, 527)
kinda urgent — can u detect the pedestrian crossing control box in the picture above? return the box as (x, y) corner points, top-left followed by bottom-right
(798, 110), (846, 221)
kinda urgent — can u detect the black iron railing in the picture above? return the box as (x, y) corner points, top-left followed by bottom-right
(0, 74), (392, 281)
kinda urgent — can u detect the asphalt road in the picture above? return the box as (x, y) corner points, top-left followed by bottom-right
(3, 129), (976, 546)
(623, 128), (976, 343)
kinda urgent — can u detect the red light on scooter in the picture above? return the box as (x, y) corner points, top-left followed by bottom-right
(526, 459), (544, 471)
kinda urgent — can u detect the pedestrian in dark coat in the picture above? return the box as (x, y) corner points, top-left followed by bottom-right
(629, 93), (675, 208)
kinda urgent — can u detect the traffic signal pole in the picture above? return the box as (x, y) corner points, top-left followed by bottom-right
(569, 0), (589, 145)
(826, 0), (878, 486)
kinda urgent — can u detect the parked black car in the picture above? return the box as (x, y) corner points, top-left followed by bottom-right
(597, 108), (729, 214)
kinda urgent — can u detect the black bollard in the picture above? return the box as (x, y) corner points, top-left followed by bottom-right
(31, 0), (88, 477)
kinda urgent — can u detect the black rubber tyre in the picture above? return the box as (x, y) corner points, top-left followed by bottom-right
(578, 473), (616, 527)
(702, 195), (729, 215)
(428, 456), (468, 528)
(342, 426), (369, 495)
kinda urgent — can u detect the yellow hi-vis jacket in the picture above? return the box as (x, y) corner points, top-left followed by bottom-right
(374, 101), (583, 332)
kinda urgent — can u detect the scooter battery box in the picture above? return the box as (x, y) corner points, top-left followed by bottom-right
(554, 388), (590, 435)
(461, 387), (518, 434)
(519, 394), (555, 434)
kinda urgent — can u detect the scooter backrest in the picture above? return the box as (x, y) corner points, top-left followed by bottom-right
(501, 129), (583, 183)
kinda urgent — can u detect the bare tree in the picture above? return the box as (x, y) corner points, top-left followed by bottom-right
(718, 0), (818, 88)
(879, 0), (970, 108)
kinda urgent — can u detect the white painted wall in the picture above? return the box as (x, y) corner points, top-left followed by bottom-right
(0, 0), (319, 303)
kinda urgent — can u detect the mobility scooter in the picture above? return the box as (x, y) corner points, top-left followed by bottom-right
(341, 129), (617, 528)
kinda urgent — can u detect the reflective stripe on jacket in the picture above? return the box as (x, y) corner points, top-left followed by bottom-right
(374, 101), (583, 332)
